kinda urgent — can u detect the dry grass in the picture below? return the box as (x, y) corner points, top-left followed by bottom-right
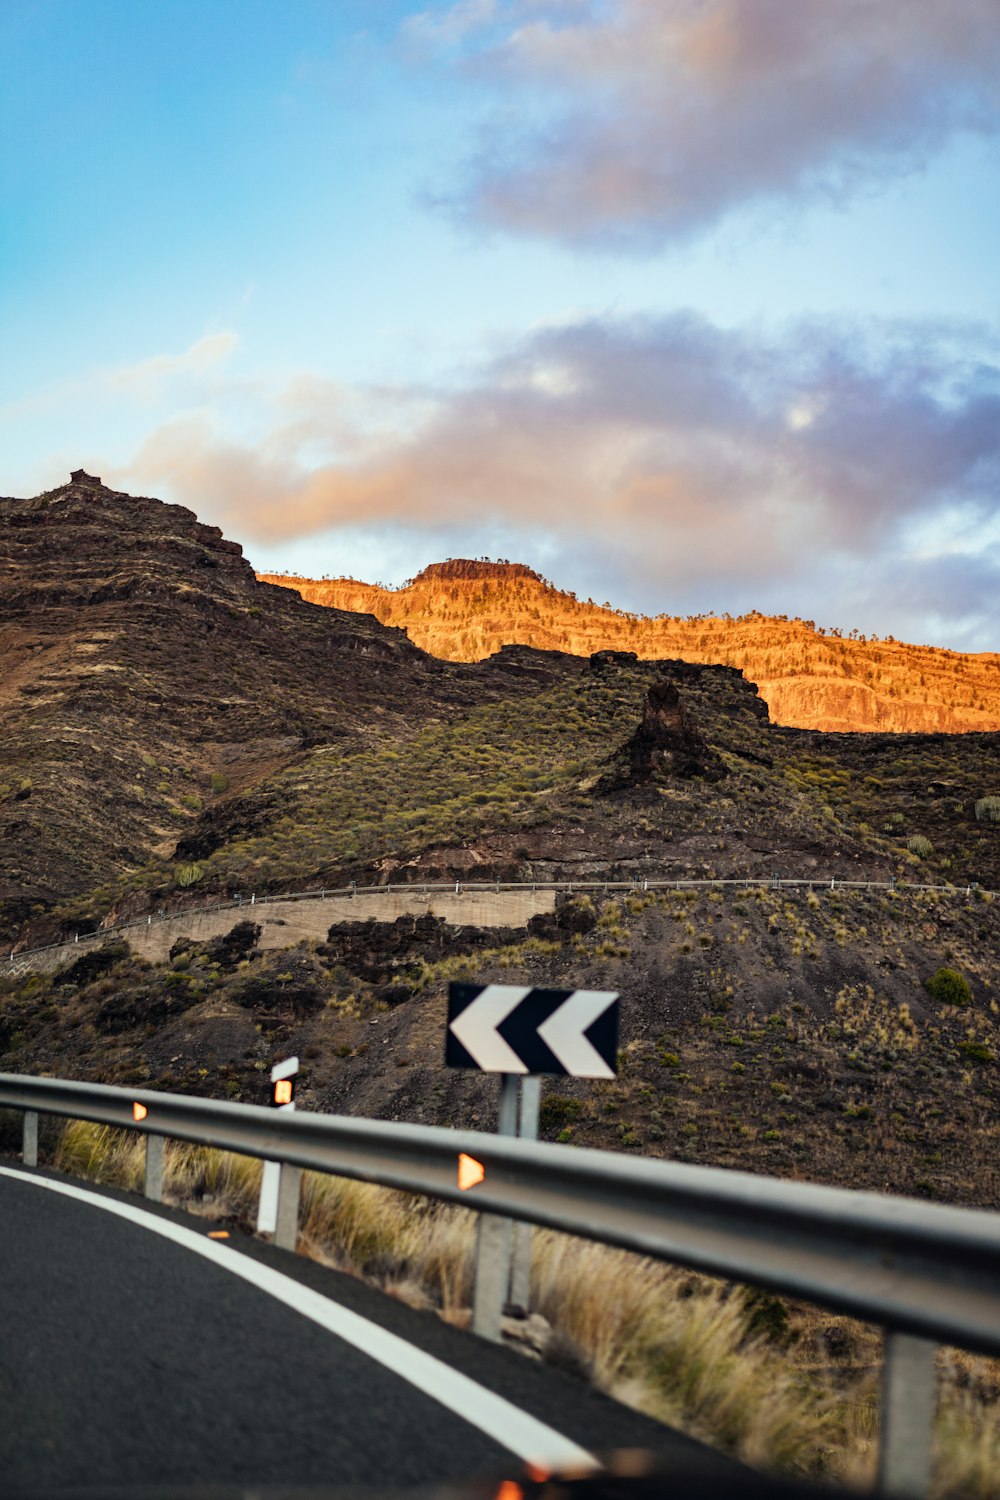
(54, 1121), (1000, 1495)
(530, 1235), (853, 1478)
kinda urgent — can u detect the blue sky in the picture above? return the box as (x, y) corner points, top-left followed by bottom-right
(2, 0), (998, 648)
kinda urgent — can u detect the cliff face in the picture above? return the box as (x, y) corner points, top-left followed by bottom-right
(0, 477), (436, 938)
(260, 563), (1000, 733)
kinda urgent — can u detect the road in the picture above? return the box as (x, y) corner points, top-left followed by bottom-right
(0, 1164), (740, 1493)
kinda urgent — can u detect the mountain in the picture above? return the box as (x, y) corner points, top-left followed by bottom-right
(4, 479), (1000, 1213)
(3, 480), (999, 952)
(0, 472), (449, 944)
(259, 560), (1000, 734)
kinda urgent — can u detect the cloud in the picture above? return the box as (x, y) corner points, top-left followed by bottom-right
(105, 332), (240, 399)
(403, 0), (500, 53)
(414, 0), (1000, 249)
(0, 331), (241, 425)
(116, 311), (1000, 646)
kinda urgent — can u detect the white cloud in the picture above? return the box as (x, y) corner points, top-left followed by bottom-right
(105, 332), (240, 398)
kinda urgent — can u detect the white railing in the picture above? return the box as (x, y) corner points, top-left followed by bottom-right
(3, 873), (991, 970)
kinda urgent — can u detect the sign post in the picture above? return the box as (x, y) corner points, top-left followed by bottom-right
(446, 983), (618, 1340)
(257, 1056), (299, 1248)
(509, 1075), (542, 1310)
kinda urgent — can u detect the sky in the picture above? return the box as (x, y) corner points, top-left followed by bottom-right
(2, 0), (999, 649)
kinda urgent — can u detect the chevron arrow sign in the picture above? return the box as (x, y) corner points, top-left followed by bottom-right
(446, 982), (619, 1077)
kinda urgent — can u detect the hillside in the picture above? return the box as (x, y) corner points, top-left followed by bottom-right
(259, 560), (1000, 734)
(0, 472), (447, 945)
(3, 480), (1000, 1218)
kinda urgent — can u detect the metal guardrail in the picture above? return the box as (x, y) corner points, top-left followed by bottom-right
(1, 1071), (997, 1497)
(3, 873), (992, 970)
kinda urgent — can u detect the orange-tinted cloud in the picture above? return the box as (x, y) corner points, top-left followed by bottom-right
(115, 312), (1000, 647)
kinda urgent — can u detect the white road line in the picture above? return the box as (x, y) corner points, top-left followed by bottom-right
(0, 1165), (595, 1471)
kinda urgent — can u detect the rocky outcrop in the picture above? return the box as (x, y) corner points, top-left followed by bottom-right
(603, 675), (727, 788)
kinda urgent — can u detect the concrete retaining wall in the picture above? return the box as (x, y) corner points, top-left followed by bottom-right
(3, 887), (557, 978)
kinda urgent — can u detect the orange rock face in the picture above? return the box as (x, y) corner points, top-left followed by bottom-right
(258, 561), (1000, 733)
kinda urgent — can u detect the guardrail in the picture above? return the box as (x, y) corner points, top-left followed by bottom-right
(1, 1071), (997, 1498)
(3, 873), (992, 969)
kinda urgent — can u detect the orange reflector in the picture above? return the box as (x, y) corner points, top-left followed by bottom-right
(132, 1102), (148, 1122)
(458, 1153), (485, 1191)
(208, 1230), (230, 1240)
(274, 1078), (293, 1105)
(524, 1463), (551, 1484)
(494, 1483), (523, 1500)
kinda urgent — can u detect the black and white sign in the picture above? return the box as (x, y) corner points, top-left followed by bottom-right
(446, 983), (618, 1078)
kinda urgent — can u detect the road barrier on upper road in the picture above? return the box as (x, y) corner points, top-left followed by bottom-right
(3, 873), (992, 973)
(1, 1070), (998, 1498)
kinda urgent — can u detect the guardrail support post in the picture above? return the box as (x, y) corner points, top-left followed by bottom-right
(877, 1331), (936, 1499)
(144, 1134), (165, 1203)
(275, 1164), (302, 1252)
(472, 1075), (519, 1341)
(22, 1110), (38, 1168)
(509, 1077), (541, 1311)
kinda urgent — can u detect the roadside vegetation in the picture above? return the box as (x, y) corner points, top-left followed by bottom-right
(43, 1119), (1000, 1496)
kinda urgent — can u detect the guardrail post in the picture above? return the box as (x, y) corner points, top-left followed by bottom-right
(144, 1134), (165, 1203)
(877, 1331), (936, 1499)
(509, 1077), (541, 1311)
(274, 1164), (302, 1252)
(22, 1110), (38, 1168)
(472, 1075), (519, 1341)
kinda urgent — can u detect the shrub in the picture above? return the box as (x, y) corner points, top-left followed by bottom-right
(540, 1094), (582, 1133)
(907, 834), (933, 858)
(975, 796), (1000, 823)
(741, 1288), (795, 1346)
(925, 968), (973, 1006)
(176, 862), (204, 888)
(211, 772), (229, 794)
(959, 1041), (992, 1064)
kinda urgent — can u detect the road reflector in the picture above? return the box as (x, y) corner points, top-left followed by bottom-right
(208, 1230), (230, 1240)
(494, 1483), (523, 1500)
(273, 1077), (293, 1106)
(132, 1102), (148, 1122)
(458, 1153), (485, 1191)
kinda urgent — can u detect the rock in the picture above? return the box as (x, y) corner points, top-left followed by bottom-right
(500, 1310), (553, 1359)
(604, 676), (727, 786)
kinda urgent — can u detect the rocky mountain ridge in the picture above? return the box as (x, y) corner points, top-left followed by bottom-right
(0, 474), (448, 943)
(259, 562), (1000, 734)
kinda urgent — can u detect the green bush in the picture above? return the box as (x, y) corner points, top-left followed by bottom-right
(741, 1288), (795, 1346)
(925, 967), (972, 1006)
(176, 862), (204, 888)
(211, 773), (229, 795)
(906, 834), (933, 858)
(958, 1041), (992, 1064)
(975, 796), (1000, 823)
(539, 1095), (582, 1132)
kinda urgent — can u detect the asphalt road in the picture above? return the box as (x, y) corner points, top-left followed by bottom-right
(0, 1164), (740, 1494)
